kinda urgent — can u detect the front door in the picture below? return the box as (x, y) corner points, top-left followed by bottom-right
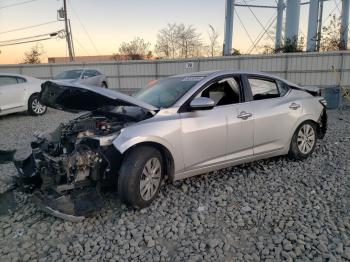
(0, 76), (26, 111)
(180, 76), (254, 170)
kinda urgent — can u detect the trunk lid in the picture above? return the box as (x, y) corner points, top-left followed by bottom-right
(40, 80), (158, 112)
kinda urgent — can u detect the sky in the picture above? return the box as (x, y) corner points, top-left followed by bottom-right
(0, 0), (344, 64)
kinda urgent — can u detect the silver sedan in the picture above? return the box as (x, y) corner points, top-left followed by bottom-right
(15, 70), (327, 219)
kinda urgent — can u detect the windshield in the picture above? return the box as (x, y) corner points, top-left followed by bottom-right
(54, 70), (83, 80)
(134, 76), (203, 108)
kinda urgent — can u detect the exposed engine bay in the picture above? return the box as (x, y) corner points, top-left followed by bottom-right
(14, 109), (150, 221)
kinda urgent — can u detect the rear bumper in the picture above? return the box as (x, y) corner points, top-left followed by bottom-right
(318, 108), (327, 139)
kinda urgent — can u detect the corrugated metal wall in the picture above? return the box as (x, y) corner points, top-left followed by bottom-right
(1, 51), (349, 91)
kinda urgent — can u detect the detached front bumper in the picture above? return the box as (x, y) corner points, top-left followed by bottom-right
(13, 147), (104, 222)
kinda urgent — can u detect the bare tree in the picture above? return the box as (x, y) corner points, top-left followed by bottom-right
(320, 15), (344, 51)
(118, 37), (151, 60)
(22, 44), (44, 64)
(155, 23), (202, 59)
(155, 23), (178, 59)
(176, 24), (202, 58)
(207, 25), (219, 57)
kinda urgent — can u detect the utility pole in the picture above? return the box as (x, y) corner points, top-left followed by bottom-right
(63, 0), (74, 61)
(275, 0), (285, 50)
(340, 0), (350, 50)
(223, 0), (235, 56)
(307, 0), (320, 52)
(316, 0), (324, 51)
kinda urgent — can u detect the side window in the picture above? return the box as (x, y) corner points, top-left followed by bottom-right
(0, 76), (18, 87)
(83, 70), (96, 78)
(277, 80), (290, 97)
(248, 78), (279, 100)
(94, 70), (101, 76)
(197, 77), (241, 106)
(16, 77), (27, 84)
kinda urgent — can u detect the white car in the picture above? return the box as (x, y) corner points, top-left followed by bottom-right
(53, 69), (108, 88)
(0, 73), (47, 116)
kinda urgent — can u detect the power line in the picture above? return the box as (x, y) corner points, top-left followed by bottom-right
(234, 9), (255, 46)
(247, 15), (277, 54)
(0, 37), (52, 47)
(0, 20), (58, 35)
(246, 13), (276, 53)
(242, 0), (276, 42)
(0, 0), (40, 10)
(72, 36), (90, 56)
(68, 1), (101, 55)
(0, 31), (63, 45)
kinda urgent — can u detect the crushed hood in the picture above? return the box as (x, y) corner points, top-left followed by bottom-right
(40, 81), (158, 112)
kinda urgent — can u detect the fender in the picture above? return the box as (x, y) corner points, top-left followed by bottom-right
(112, 134), (185, 172)
(288, 113), (320, 143)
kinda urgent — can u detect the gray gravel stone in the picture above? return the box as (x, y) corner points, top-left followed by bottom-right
(0, 107), (349, 261)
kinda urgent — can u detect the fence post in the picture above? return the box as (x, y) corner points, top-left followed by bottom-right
(340, 51), (345, 86)
(116, 62), (121, 90)
(49, 64), (53, 79)
(197, 58), (201, 72)
(155, 61), (158, 79)
(284, 54), (289, 80)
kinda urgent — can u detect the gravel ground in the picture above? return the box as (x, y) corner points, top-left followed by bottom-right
(0, 108), (349, 261)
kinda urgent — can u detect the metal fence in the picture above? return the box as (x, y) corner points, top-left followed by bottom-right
(1, 51), (349, 92)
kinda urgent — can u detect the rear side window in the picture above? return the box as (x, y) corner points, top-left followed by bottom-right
(277, 80), (290, 96)
(248, 78), (279, 100)
(0, 76), (18, 86)
(16, 77), (26, 84)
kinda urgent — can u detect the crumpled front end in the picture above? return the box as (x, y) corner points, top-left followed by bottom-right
(13, 113), (125, 221)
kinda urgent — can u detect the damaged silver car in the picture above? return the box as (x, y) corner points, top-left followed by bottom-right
(14, 70), (327, 221)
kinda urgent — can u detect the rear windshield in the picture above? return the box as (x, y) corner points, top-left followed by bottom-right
(54, 70), (83, 80)
(134, 76), (203, 108)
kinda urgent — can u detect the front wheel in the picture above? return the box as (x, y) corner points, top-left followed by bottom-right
(28, 94), (47, 116)
(118, 146), (163, 209)
(289, 121), (317, 160)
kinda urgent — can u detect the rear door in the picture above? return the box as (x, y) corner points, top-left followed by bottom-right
(245, 75), (302, 155)
(0, 76), (27, 111)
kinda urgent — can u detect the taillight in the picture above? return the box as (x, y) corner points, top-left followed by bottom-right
(319, 98), (327, 108)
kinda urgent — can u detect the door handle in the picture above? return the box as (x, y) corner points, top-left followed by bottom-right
(237, 111), (252, 120)
(289, 103), (301, 110)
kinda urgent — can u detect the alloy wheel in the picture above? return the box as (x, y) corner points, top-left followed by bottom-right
(140, 157), (162, 201)
(32, 98), (46, 115)
(297, 124), (316, 154)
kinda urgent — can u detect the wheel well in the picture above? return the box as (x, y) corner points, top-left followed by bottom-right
(123, 142), (175, 181)
(28, 92), (39, 105)
(294, 119), (320, 138)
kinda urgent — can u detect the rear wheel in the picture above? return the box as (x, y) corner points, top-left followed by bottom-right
(118, 146), (163, 209)
(289, 121), (317, 160)
(28, 94), (47, 116)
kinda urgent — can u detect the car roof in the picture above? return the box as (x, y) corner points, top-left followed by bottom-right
(0, 73), (39, 80)
(175, 70), (300, 88)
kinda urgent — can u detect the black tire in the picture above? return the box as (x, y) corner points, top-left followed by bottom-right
(101, 82), (108, 88)
(28, 94), (47, 116)
(288, 121), (318, 160)
(118, 146), (163, 209)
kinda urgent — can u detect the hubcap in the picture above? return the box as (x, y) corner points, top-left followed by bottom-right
(297, 124), (315, 154)
(140, 157), (161, 201)
(32, 99), (46, 114)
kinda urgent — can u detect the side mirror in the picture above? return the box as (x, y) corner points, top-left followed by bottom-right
(190, 97), (215, 111)
(82, 75), (88, 80)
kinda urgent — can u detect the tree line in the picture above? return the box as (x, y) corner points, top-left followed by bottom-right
(19, 16), (347, 64)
